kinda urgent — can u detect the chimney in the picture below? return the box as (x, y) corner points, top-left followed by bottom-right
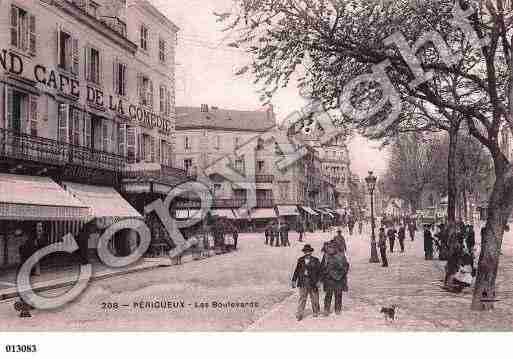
(200, 104), (209, 113)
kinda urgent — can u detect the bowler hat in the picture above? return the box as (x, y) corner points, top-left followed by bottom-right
(302, 244), (314, 253)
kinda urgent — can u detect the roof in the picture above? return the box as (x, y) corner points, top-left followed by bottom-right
(175, 106), (276, 132)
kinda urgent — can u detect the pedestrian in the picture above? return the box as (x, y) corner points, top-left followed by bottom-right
(297, 220), (305, 242)
(282, 222), (290, 246)
(291, 244), (322, 321)
(465, 225), (475, 253)
(321, 242), (350, 316)
(358, 219), (363, 235)
(233, 226), (239, 250)
(398, 225), (406, 253)
(264, 225), (270, 245)
(407, 220), (416, 241)
(268, 222), (275, 246)
(273, 221), (281, 247)
(348, 216), (355, 236)
(333, 229), (347, 254)
(378, 227), (388, 267)
(424, 225), (434, 260)
(387, 225), (397, 253)
(32, 222), (48, 275)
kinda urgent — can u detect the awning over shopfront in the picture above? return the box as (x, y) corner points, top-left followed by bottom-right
(277, 205), (299, 216)
(301, 206), (318, 216)
(250, 208), (277, 219)
(0, 174), (90, 221)
(63, 182), (142, 220)
(211, 209), (237, 219)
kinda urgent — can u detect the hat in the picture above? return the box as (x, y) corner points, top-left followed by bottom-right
(337, 229), (342, 233)
(302, 244), (314, 253)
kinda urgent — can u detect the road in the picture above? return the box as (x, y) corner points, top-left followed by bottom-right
(1, 225), (513, 331)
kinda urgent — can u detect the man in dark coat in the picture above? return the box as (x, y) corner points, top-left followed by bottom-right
(321, 242), (350, 316)
(273, 221), (281, 247)
(347, 216), (356, 236)
(297, 220), (305, 242)
(264, 226), (270, 245)
(407, 220), (416, 241)
(280, 221), (290, 247)
(378, 227), (388, 267)
(424, 225), (434, 260)
(398, 225), (406, 253)
(268, 222), (275, 246)
(292, 244), (322, 321)
(387, 226), (397, 253)
(465, 225), (475, 253)
(333, 229), (347, 254)
(232, 227), (239, 250)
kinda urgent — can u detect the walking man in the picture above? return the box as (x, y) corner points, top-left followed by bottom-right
(321, 242), (350, 316)
(398, 225), (406, 253)
(333, 229), (347, 254)
(273, 221), (281, 247)
(465, 225), (475, 253)
(269, 222), (275, 246)
(292, 244), (322, 321)
(264, 225), (270, 245)
(358, 218), (363, 235)
(387, 225), (397, 253)
(424, 225), (434, 260)
(378, 227), (388, 267)
(407, 220), (416, 241)
(298, 220), (305, 242)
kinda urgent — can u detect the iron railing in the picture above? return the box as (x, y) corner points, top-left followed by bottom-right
(0, 128), (127, 172)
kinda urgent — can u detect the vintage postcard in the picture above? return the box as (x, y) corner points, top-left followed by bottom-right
(1, 1), (513, 353)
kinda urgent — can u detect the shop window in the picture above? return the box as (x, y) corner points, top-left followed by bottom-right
(11, 5), (36, 56)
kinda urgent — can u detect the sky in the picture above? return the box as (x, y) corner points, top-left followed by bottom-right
(150, 0), (388, 178)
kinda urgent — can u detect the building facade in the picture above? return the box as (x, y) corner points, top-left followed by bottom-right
(0, 0), (182, 268)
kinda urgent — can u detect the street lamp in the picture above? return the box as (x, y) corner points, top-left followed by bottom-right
(365, 171), (380, 263)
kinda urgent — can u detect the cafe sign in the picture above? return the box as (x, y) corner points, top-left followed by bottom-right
(1, 49), (171, 133)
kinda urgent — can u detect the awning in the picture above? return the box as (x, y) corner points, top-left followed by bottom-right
(277, 205), (299, 216)
(211, 209), (237, 219)
(250, 208), (277, 219)
(0, 174), (90, 221)
(301, 206), (318, 216)
(63, 182), (142, 220)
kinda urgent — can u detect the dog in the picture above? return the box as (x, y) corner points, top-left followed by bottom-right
(380, 305), (399, 321)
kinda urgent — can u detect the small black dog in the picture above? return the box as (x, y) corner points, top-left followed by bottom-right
(380, 305), (399, 321)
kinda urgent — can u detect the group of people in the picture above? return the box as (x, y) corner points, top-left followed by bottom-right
(264, 221), (291, 247)
(376, 220), (416, 267)
(291, 229), (350, 321)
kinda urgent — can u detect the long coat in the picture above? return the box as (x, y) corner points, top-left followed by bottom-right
(321, 254), (349, 291)
(292, 255), (322, 288)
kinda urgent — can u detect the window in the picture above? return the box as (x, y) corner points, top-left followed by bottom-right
(58, 29), (79, 75)
(159, 38), (167, 63)
(213, 183), (222, 197)
(126, 126), (137, 163)
(113, 61), (127, 96)
(184, 159), (193, 174)
(138, 74), (153, 107)
(279, 182), (290, 201)
(235, 156), (244, 173)
(86, 47), (101, 84)
(70, 107), (82, 145)
(234, 137), (240, 149)
(57, 102), (69, 143)
(5, 89), (37, 135)
(185, 136), (190, 150)
(140, 24), (148, 51)
(87, 1), (99, 18)
(11, 5), (36, 56)
(118, 124), (127, 157)
(161, 140), (172, 166)
(142, 134), (155, 162)
(214, 135), (221, 150)
(159, 85), (171, 115)
(257, 160), (265, 173)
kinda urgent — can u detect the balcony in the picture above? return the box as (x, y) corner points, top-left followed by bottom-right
(256, 198), (274, 208)
(255, 174), (274, 183)
(175, 198), (246, 209)
(0, 128), (126, 172)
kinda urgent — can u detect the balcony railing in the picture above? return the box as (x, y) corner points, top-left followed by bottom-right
(175, 198), (246, 209)
(0, 128), (127, 172)
(256, 198), (274, 208)
(255, 174), (274, 183)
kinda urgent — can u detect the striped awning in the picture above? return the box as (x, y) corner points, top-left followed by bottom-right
(250, 208), (277, 219)
(211, 209), (237, 219)
(63, 182), (142, 220)
(0, 174), (90, 221)
(277, 205), (299, 216)
(301, 206), (318, 216)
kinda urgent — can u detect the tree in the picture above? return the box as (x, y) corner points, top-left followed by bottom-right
(220, 0), (513, 310)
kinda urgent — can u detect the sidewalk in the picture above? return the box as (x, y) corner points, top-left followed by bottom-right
(0, 257), (174, 301)
(248, 229), (513, 331)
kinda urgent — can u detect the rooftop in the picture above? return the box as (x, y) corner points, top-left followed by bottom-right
(175, 106), (276, 132)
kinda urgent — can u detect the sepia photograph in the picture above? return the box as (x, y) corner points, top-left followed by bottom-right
(1, 0), (513, 356)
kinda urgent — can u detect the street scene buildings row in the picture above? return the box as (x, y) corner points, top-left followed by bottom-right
(0, 0), (356, 268)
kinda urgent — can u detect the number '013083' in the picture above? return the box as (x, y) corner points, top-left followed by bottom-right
(5, 344), (38, 353)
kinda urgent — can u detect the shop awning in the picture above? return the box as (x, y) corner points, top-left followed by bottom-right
(211, 209), (237, 219)
(63, 182), (142, 220)
(301, 206), (318, 216)
(277, 205), (299, 216)
(0, 174), (90, 221)
(250, 208), (277, 219)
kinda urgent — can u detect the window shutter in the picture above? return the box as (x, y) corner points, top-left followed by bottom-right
(118, 123), (127, 157)
(159, 86), (164, 113)
(113, 60), (118, 94)
(156, 139), (161, 164)
(72, 37), (79, 75)
(57, 26), (62, 66)
(148, 79), (154, 108)
(166, 88), (171, 116)
(98, 49), (103, 85)
(57, 103), (69, 143)
(83, 112), (91, 148)
(10, 6), (18, 47)
(137, 74), (143, 105)
(102, 122), (109, 152)
(5, 87), (14, 130)
(121, 64), (127, 96)
(150, 136), (155, 162)
(29, 14), (36, 56)
(137, 132), (144, 162)
(127, 125), (136, 163)
(84, 47), (90, 81)
(29, 95), (38, 136)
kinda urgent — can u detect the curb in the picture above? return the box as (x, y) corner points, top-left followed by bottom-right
(0, 261), (170, 302)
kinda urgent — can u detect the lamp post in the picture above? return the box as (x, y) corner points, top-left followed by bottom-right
(365, 171), (380, 263)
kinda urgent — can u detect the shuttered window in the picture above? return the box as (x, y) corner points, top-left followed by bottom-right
(85, 47), (102, 84)
(57, 103), (70, 143)
(113, 61), (127, 96)
(118, 124), (127, 157)
(11, 6), (36, 56)
(83, 113), (92, 148)
(138, 74), (153, 108)
(58, 29), (79, 74)
(127, 125), (137, 163)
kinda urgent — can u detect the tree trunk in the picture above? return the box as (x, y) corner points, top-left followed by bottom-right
(472, 157), (513, 310)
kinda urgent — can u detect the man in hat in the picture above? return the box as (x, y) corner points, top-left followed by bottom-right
(321, 241), (350, 316)
(292, 244), (322, 321)
(378, 227), (388, 267)
(333, 229), (347, 255)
